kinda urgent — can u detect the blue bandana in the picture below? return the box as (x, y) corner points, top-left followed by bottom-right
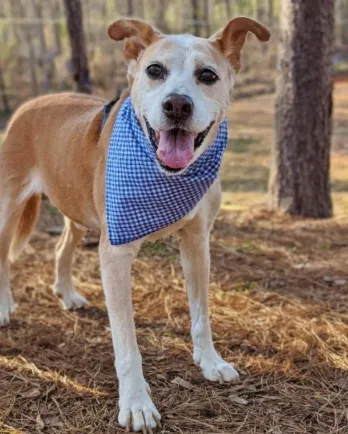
(105, 97), (228, 245)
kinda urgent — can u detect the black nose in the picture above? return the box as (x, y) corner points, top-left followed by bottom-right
(162, 93), (193, 122)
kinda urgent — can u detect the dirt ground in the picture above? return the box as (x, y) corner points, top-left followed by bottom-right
(1, 84), (348, 433)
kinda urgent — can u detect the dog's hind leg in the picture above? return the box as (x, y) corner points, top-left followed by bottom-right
(0, 198), (18, 326)
(0, 192), (40, 325)
(53, 217), (89, 310)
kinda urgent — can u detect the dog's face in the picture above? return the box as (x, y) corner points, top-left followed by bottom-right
(109, 18), (270, 173)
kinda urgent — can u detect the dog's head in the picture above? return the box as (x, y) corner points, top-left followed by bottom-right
(108, 18), (270, 173)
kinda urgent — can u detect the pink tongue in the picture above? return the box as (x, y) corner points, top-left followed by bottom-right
(157, 130), (194, 169)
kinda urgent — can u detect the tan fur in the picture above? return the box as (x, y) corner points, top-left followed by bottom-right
(0, 17), (270, 432)
(210, 17), (271, 71)
(9, 194), (41, 261)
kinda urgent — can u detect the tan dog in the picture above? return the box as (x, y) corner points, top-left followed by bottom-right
(0, 18), (270, 432)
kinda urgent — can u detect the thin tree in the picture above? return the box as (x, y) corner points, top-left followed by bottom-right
(203, 0), (210, 37)
(63, 0), (91, 93)
(225, 0), (232, 18)
(0, 67), (10, 113)
(269, 0), (334, 217)
(128, 0), (133, 16)
(267, 0), (273, 24)
(16, 0), (39, 96)
(192, 0), (200, 36)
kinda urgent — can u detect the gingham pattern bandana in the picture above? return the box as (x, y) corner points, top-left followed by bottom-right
(106, 97), (228, 245)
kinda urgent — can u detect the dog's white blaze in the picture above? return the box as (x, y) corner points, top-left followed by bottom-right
(18, 169), (43, 204)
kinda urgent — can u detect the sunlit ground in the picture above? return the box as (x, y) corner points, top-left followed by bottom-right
(222, 81), (348, 217)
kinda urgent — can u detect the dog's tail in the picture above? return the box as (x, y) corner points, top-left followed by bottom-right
(9, 194), (41, 262)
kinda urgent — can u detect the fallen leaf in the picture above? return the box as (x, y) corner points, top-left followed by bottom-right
(36, 413), (45, 430)
(43, 416), (63, 427)
(293, 263), (312, 269)
(20, 388), (41, 399)
(323, 275), (333, 282)
(229, 395), (248, 405)
(171, 377), (194, 389)
(334, 378), (348, 390)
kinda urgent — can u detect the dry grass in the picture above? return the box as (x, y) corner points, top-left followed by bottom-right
(1, 209), (348, 433)
(1, 84), (348, 433)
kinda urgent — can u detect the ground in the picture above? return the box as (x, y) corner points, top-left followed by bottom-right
(1, 84), (348, 434)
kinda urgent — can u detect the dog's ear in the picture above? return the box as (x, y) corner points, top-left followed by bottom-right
(108, 19), (162, 61)
(210, 17), (270, 72)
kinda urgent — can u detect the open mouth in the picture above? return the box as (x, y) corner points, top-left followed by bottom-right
(145, 119), (214, 172)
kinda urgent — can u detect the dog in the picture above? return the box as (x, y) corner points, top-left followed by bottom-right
(0, 17), (270, 432)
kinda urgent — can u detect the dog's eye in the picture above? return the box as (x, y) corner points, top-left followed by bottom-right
(197, 69), (219, 85)
(146, 64), (165, 80)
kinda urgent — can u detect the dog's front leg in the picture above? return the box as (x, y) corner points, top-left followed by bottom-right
(179, 227), (239, 383)
(99, 235), (161, 433)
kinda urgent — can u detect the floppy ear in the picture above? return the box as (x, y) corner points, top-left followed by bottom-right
(210, 17), (270, 72)
(108, 19), (162, 61)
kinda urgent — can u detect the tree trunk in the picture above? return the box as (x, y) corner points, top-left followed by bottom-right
(0, 67), (10, 113)
(269, 0), (334, 218)
(32, 0), (56, 92)
(50, 0), (62, 56)
(267, 0), (273, 24)
(203, 0), (210, 37)
(127, 0), (133, 16)
(16, 0), (39, 96)
(137, 0), (144, 18)
(225, 0), (232, 18)
(63, 0), (91, 94)
(192, 0), (200, 36)
(156, 0), (168, 31)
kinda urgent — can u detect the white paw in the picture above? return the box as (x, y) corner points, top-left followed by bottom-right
(194, 350), (240, 383)
(0, 291), (15, 326)
(118, 378), (161, 433)
(54, 285), (88, 310)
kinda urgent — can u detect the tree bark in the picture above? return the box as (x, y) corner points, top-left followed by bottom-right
(192, 0), (200, 36)
(63, 0), (91, 94)
(50, 0), (62, 56)
(267, 0), (273, 24)
(0, 67), (10, 113)
(225, 0), (232, 18)
(16, 0), (39, 96)
(203, 0), (210, 37)
(127, 0), (133, 16)
(269, 0), (334, 218)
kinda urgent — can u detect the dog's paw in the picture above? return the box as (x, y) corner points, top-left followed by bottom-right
(0, 291), (15, 326)
(118, 379), (161, 433)
(194, 350), (239, 383)
(54, 285), (89, 310)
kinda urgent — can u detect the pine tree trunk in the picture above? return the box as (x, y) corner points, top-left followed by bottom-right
(267, 0), (273, 24)
(192, 0), (200, 36)
(269, 0), (334, 218)
(0, 67), (10, 113)
(127, 0), (133, 16)
(16, 0), (39, 96)
(63, 0), (91, 94)
(50, 0), (62, 56)
(225, 0), (232, 18)
(203, 0), (210, 37)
